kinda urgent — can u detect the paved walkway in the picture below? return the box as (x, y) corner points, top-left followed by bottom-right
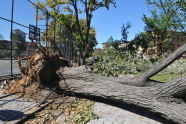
(88, 102), (162, 124)
(0, 89), (38, 124)
(0, 60), (20, 76)
(0, 60), (27, 77)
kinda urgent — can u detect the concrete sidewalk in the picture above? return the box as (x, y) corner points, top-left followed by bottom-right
(0, 90), (38, 124)
(88, 102), (162, 124)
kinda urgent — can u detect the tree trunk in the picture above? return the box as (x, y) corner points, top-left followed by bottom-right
(57, 66), (186, 124)
(82, 44), (90, 65)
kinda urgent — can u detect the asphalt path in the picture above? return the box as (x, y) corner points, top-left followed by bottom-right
(0, 60), (26, 76)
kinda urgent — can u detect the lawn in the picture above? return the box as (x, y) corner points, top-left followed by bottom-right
(150, 74), (183, 82)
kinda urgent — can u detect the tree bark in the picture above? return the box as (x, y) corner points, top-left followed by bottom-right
(57, 66), (186, 124)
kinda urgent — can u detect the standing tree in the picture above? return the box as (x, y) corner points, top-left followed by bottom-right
(0, 34), (3, 40)
(12, 29), (26, 56)
(0, 34), (10, 58)
(143, 0), (185, 55)
(105, 36), (118, 49)
(104, 23), (132, 50)
(120, 23), (132, 43)
(41, 16), (97, 63)
(37, 0), (116, 64)
(107, 36), (114, 43)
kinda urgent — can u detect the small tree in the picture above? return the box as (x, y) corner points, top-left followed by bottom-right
(105, 36), (118, 49)
(0, 34), (10, 58)
(120, 23), (132, 43)
(0, 34), (3, 40)
(12, 29), (26, 56)
(107, 36), (114, 43)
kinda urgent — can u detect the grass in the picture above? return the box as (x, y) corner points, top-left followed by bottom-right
(133, 73), (183, 82)
(150, 74), (182, 82)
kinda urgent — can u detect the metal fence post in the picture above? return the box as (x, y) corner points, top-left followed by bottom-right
(10, 0), (15, 76)
(53, 19), (56, 51)
(46, 12), (49, 48)
(36, 5), (38, 43)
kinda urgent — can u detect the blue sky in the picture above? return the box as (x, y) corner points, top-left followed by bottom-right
(0, 0), (150, 48)
(92, 0), (150, 48)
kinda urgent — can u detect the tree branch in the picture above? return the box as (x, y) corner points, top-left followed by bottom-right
(139, 43), (186, 80)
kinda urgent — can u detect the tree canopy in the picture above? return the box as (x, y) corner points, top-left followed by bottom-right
(12, 29), (26, 54)
(142, 0), (186, 55)
(176, 0), (186, 12)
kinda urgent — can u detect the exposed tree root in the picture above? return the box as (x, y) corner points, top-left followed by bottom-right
(5, 42), (68, 95)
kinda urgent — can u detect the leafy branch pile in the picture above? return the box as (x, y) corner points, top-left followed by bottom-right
(93, 49), (159, 77)
(93, 48), (186, 77)
(160, 58), (186, 75)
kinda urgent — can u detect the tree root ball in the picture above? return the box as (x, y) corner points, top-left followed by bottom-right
(6, 53), (69, 94)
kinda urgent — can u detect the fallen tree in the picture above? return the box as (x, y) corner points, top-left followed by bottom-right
(57, 68), (186, 124)
(6, 43), (186, 123)
(56, 43), (186, 124)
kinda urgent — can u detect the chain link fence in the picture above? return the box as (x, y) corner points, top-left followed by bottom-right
(0, 0), (73, 77)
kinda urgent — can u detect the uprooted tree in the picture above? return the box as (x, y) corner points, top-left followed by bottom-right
(57, 43), (186, 124)
(6, 43), (186, 124)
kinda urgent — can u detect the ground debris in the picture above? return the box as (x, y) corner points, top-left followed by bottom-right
(24, 98), (96, 124)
